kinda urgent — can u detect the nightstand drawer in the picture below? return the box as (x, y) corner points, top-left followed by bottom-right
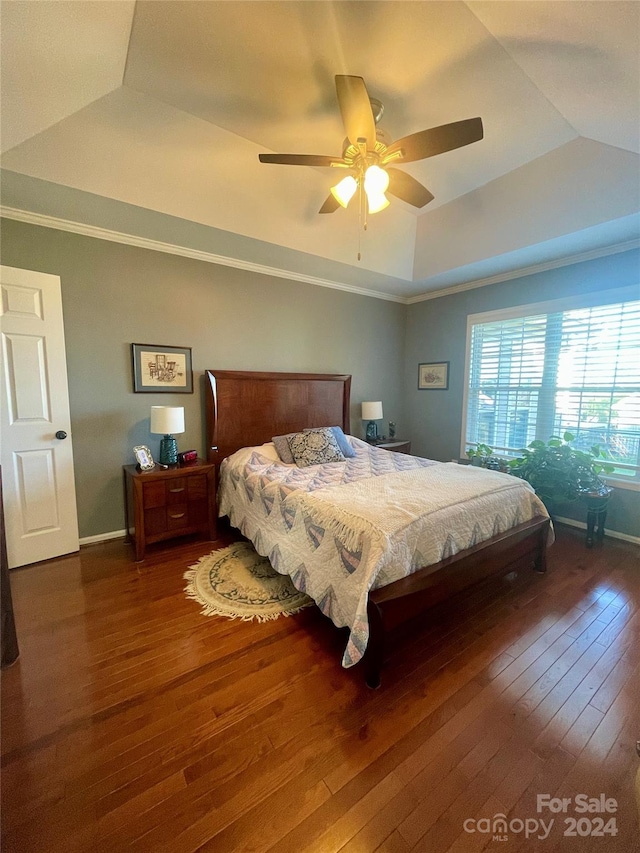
(142, 475), (209, 508)
(144, 502), (196, 535)
(166, 478), (188, 503)
(143, 481), (167, 508)
(166, 504), (189, 530)
(188, 499), (208, 527)
(144, 506), (167, 536)
(187, 475), (208, 502)
(165, 475), (207, 503)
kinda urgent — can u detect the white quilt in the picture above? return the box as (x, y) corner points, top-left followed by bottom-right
(218, 438), (551, 667)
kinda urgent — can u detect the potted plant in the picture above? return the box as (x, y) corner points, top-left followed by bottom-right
(508, 432), (615, 510)
(466, 443), (494, 467)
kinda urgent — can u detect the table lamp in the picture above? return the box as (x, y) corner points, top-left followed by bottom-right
(361, 401), (383, 441)
(150, 406), (185, 465)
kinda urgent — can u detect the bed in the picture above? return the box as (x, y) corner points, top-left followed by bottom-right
(206, 369), (552, 687)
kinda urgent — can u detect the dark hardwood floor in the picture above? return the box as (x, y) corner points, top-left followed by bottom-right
(1, 524), (639, 852)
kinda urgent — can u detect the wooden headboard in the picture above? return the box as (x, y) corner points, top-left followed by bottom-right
(205, 370), (352, 464)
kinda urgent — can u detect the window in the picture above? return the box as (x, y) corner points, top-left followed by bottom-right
(463, 295), (640, 485)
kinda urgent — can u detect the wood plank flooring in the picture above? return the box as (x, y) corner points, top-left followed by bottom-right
(1, 524), (639, 852)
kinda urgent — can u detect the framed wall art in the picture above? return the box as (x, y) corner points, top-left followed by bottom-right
(131, 343), (193, 393)
(418, 361), (449, 390)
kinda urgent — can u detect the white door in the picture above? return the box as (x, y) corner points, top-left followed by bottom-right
(1, 265), (79, 568)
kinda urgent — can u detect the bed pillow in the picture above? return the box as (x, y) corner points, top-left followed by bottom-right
(305, 425), (356, 458)
(272, 433), (297, 464)
(288, 427), (345, 467)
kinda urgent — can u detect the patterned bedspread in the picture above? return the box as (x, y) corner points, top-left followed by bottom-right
(218, 438), (551, 668)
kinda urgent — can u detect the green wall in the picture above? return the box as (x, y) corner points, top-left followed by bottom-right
(405, 249), (640, 538)
(1, 218), (407, 538)
(2, 217), (638, 540)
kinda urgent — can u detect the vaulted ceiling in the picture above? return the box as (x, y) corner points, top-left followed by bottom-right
(1, 1), (638, 300)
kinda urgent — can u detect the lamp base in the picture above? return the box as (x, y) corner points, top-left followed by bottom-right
(159, 434), (178, 465)
(365, 421), (378, 441)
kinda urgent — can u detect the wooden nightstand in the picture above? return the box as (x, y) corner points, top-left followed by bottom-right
(123, 460), (217, 561)
(369, 439), (412, 454)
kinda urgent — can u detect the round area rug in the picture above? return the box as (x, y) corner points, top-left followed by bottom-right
(184, 541), (313, 622)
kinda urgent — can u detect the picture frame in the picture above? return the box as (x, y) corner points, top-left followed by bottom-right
(418, 361), (449, 390)
(131, 343), (193, 393)
(133, 445), (155, 471)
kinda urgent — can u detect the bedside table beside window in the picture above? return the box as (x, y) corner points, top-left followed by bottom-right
(123, 460), (217, 561)
(368, 439), (412, 454)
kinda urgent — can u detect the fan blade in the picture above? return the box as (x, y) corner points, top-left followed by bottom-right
(386, 168), (434, 208)
(384, 117), (483, 164)
(335, 75), (376, 148)
(259, 153), (343, 167)
(319, 194), (341, 214)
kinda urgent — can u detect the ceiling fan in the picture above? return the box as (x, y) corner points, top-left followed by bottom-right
(258, 75), (483, 216)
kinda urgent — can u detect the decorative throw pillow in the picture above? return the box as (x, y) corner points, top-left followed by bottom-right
(288, 428), (345, 467)
(272, 433), (297, 464)
(330, 426), (356, 458)
(305, 426), (356, 458)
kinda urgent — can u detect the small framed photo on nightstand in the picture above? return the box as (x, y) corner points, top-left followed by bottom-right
(133, 445), (155, 471)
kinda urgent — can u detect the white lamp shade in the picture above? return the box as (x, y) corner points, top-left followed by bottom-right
(150, 406), (185, 435)
(361, 401), (383, 421)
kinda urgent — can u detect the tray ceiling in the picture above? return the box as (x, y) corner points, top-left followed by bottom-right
(1, 1), (638, 299)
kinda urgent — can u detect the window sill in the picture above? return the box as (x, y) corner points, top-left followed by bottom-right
(602, 476), (640, 493)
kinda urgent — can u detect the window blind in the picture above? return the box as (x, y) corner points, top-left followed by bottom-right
(464, 298), (640, 480)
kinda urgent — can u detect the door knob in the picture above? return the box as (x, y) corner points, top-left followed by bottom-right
(55, 430), (67, 440)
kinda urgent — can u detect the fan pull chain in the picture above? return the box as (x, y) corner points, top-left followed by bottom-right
(357, 179), (364, 261)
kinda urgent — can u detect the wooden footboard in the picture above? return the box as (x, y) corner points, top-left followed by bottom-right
(363, 515), (551, 688)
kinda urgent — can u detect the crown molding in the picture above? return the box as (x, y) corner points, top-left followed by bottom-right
(3, 205), (637, 306)
(0, 206), (407, 303)
(406, 238), (640, 303)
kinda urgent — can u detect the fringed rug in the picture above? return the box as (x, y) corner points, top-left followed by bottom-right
(184, 541), (313, 622)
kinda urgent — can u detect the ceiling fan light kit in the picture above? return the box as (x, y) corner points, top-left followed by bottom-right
(331, 175), (358, 208)
(366, 193), (390, 215)
(258, 75), (483, 253)
(363, 164), (390, 213)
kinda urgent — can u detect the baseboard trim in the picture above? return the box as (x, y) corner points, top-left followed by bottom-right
(80, 529), (127, 546)
(554, 516), (640, 546)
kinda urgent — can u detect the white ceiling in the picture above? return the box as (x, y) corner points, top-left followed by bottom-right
(1, 0), (638, 300)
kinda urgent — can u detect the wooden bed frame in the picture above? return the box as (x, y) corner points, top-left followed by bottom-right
(205, 369), (550, 687)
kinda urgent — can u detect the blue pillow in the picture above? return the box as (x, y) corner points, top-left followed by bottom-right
(331, 426), (357, 458)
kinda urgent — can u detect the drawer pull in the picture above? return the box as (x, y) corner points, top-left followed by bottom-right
(169, 487), (185, 493)
(169, 512), (186, 519)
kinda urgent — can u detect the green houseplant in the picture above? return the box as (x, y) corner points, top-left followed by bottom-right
(508, 432), (615, 509)
(466, 443), (494, 466)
